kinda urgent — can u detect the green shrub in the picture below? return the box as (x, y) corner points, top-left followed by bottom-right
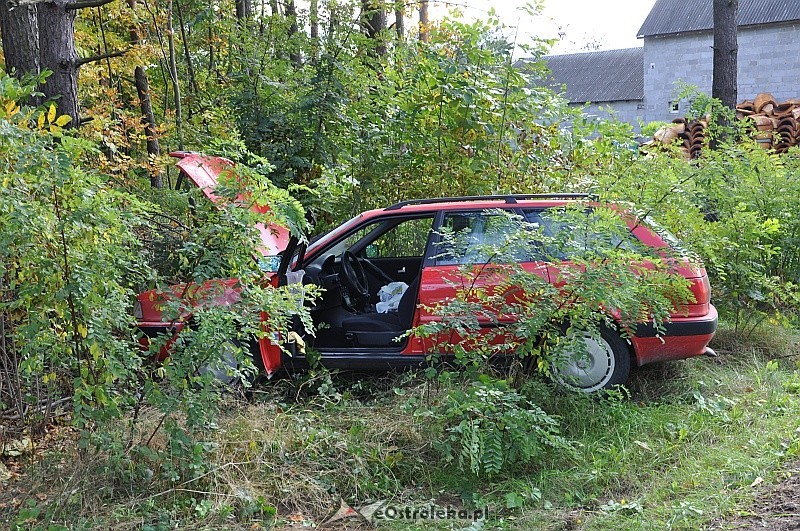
(0, 73), (312, 488)
(432, 377), (568, 477)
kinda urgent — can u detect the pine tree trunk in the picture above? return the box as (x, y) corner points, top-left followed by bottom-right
(712, 0), (738, 146)
(285, 0), (301, 66)
(135, 66), (162, 188)
(310, 0), (318, 40)
(362, 0), (386, 56)
(38, 0), (79, 126)
(235, 0), (251, 19)
(418, 0), (428, 42)
(126, 0), (140, 42)
(395, 1), (404, 39)
(712, 0), (738, 109)
(165, 0), (183, 149)
(310, 0), (319, 62)
(0, 0), (40, 78)
(711, 0), (739, 108)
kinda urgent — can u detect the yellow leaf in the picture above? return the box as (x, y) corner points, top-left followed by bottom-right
(90, 342), (101, 361)
(55, 115), (71, 127)
(77, 323), (88, 338)
(4, 101), (15, 116)
(47, 103), (56, 124)
(37, 111), (45, 129)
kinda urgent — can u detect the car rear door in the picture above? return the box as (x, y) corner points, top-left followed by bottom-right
(417, 208), (553, 349)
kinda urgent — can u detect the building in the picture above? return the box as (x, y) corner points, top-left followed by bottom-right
(541, 48), (644, 130)
(540, 0), (800, 128)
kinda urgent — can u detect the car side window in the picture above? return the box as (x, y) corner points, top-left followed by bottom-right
(522, 208), (647, 260)
(363, 217), (433, 258)
(434, 210), (530, 265)
(313, 216), (434, 266)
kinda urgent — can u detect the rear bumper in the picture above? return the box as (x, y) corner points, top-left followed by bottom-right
(630, 304), (718, 366)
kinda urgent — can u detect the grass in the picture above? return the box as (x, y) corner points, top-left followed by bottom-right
(3, 324), (800, 530)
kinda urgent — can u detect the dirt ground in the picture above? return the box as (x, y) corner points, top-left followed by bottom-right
(716, 462), (800, 530)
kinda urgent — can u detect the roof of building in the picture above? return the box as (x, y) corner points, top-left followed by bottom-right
(539, 48), (644, 103)
(638, 0), (800, 38)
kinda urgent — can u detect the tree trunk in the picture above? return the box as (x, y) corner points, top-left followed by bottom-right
(128, 0), (162, 188)
(0, 0), (40, 78)
(310, 0), (318, 40)
(38, 0), (79, 126)
(362, 0), (386, 56)
(712, 0), (738, 109)
(418, 0), (428, 43)
(126, 0), (140, 42)
(285, 0), (301, 66)
(310, 0), (319, 62)
(235, 0), (251, 19)
(268, 0), (278, 16)
(165, 0), (183, 150)
(135, 66), (162, 188)
(175, 0), (198, 96)
(394, 1), (404, 39)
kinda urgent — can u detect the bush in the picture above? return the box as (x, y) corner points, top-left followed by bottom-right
(1, 79), (148, 437)
(0, 73), (312, 489)
(431, 377), (568, 477)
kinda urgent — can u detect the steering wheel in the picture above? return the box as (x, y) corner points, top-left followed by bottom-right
(339, 250), (370, 305)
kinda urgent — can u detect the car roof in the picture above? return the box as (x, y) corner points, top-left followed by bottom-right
(383, 193), (591, 210)
(356, 194), (595, 220)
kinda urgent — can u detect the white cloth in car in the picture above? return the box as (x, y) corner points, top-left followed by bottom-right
(376, 281), (408, 313)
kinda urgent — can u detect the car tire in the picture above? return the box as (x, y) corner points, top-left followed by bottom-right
(551, 324), (631, 393)
(199, 339), (262, 387)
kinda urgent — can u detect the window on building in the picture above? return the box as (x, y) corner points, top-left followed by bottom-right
(669, 101), (680, 114)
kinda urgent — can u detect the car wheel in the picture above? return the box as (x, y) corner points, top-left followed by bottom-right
(551, 325), (630, 393)
(199, 339), (260, 387)
(199, 340), (241, 385)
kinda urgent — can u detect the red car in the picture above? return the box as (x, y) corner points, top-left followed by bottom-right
(136, 154), (717, 392)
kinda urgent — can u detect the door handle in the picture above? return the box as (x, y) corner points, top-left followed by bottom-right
(397, 267), (406, 273)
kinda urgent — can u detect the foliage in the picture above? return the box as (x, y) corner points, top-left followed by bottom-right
(5, 328), (800, 529)
(0, 74), (312, 489)
(1, 76), (148, 436)
(6, 0), (800, 526)
(575, 101), (800, 333)
(430, 377), (568, 477)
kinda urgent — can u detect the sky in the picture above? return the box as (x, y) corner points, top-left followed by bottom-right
(429, 0), (659, 55)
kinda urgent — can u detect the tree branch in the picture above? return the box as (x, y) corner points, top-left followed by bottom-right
(66, 0), (116, 10)
(76, 49), (127, 67)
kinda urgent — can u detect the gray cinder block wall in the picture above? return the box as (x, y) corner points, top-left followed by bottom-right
(576, 102), (644, 132)
(643, 22), (800, 123)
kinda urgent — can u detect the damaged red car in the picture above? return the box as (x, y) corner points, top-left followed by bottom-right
(135, 153), (718, 392)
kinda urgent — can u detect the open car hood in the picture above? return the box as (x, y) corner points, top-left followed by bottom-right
(172, 151), (291, 257)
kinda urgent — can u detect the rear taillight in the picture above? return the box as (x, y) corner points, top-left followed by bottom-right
(685, 273), (710, 316)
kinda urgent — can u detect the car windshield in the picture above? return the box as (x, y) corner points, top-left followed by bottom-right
(305, 213), (365, 258)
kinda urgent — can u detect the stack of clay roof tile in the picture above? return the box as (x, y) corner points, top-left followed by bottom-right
(651, 93), (800, 156)
(652, 116), (709, 159)
(737, 93), (800, 153)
